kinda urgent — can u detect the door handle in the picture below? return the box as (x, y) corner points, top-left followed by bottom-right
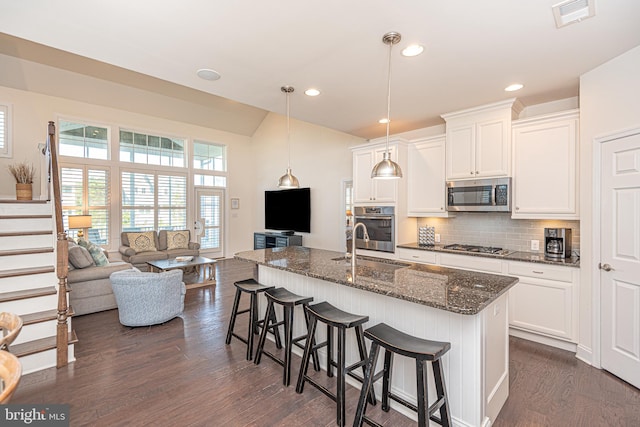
(598, 263), (614, 272)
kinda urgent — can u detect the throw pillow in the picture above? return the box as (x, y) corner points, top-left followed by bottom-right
(167, 230), (190, 250)
(78, 238), (109, 267)
(68, 245), (95, 269)
(127, 231), (158, 253)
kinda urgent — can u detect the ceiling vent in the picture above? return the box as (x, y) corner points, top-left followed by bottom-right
(552, 0), (595, 28)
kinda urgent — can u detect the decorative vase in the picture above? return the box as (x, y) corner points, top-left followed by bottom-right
(16, 183), (32, 201)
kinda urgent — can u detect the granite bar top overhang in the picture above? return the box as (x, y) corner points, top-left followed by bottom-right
(235, 246), (518, 316)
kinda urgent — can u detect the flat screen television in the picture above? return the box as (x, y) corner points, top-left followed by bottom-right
(265, 188), (311, 233)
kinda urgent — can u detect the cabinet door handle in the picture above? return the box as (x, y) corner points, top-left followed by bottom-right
(516, 207), (520, 211)
(470, 171), (474, 175)
(532, 271), (544, 274)
(475, 171), (479, 174)
(440, 207), (444, 210)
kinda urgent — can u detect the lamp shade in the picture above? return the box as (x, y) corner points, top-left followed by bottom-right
(371, 151), (403, 179)
(278, 168), (300, 189)
(68, 215), (92, 229)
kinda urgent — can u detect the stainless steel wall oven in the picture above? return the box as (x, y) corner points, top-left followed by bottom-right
(353, 206), (395, 253)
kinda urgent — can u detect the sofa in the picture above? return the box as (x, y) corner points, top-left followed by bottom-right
(110, 269), (186, 327)
(118, 230), (200, 271)
(67, 241), (136, 316)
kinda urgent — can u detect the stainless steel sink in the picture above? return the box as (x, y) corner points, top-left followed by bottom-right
(331, 256), (410, 273)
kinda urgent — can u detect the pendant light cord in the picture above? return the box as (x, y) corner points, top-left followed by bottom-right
(385, 39), (392, 154)
(286, 90), (291, 169)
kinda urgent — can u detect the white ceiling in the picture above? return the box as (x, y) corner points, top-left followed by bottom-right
(1, 0), (639, 139)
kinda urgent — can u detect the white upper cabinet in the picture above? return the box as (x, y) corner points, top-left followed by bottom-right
(511, 110), (579, 219)
(352, 141), (406, 204)
(442, 99), (521, 180)
(407, 135), (453, 217)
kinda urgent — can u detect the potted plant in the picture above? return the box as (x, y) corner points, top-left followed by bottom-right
(8, 161), (36, 200)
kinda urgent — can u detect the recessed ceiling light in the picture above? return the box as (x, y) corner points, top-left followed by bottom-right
(504, 83), (524, 92)
(401, 44), (424, 57)
(379, 118), (390, 124)
(196, 68), (221, 81)
(305, 88), (321, 97)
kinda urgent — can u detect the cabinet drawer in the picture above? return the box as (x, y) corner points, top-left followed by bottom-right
(397, 248), (436, 264)
(440, 253), (503, 273)
(508, 262), (573, 283)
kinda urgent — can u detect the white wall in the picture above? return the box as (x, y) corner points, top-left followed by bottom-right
(578, 44), (640, 364)
(0, 53), (364, 256)
(251, 112), (364, 252)
(0, 85), (256, 257)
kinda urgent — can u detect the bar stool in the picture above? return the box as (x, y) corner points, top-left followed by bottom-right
(296, 301), (376, 427)
(353, 323), (452, 427)
(225, 278), (282, 360)
(254, 287), (321, 386)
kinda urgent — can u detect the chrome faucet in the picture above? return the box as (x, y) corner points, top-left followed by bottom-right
(351, 221), (370, 280)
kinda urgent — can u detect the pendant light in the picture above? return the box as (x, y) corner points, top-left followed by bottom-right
(278, 85), (300, 189)
(371, 32), (403, 179)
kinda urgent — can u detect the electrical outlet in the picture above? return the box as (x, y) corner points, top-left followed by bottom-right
(435, 234), (441, 243)
(531, 240), (540, 251)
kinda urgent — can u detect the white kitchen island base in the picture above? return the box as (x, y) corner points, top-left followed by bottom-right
(258, 265), (509, 427)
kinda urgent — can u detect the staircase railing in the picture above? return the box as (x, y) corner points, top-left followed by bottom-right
(46, 121), (69, 368)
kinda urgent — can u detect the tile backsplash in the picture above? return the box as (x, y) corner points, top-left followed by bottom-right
(416, 213), (580, 255)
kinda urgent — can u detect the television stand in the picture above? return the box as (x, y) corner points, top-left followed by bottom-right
(254, 232), (302, 249)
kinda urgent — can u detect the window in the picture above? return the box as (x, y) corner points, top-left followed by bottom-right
(193, 141), (226, 171)
(121, 171), (187, 232)
(61, 166), (110, 244)
(193, 140), (227, 187)
(193, 174), (227, 187)
(120, 130), (185, 167)
(59, 121), (109, 160)
(0, 103), (11, 158)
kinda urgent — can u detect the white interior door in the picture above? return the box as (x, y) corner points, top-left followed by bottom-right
(195, 188), (224, 258)
(600, 130), (640, 389)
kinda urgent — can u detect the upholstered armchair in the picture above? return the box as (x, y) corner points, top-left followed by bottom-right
(110, 269), (186, 327)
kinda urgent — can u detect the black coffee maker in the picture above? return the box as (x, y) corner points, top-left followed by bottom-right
(544, 228), (572, 259)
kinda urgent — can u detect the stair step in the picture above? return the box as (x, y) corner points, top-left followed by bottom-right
(0, 286), (57, 303)
(21, 307), (75, 326)
(0, 200), (48, 204)
(0, 230), (53, 238)
(0, 266), (55, 279)
(0, 247), (54, 257)
(11, 330), (78, 358)
(0, 215), (52, 219)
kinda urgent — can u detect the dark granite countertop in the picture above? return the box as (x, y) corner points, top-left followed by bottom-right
(235, 246), (518, 316)
(397, 243), (580, 267)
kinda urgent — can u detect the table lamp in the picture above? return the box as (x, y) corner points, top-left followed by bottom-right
(68, 215), (92, 239)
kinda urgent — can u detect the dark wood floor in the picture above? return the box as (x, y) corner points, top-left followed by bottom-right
(13, 259), (640, 426)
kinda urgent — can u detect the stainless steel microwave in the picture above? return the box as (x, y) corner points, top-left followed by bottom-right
(446, 177), (511, 212)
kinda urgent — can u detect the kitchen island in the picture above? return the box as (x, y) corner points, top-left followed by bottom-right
(235, 246), (519, 427)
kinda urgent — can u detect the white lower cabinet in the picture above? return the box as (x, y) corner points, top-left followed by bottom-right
(507, 261), (579, 344)
(395, 248), (579, 349)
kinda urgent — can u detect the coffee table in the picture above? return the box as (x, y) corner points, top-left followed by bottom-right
(146, 256), (216, 290)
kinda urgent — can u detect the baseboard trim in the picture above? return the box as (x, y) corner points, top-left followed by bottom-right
(575, 344), (594, 366)
(509, 327), (577, 353)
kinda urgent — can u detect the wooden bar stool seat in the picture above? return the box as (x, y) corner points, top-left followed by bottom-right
(254, 287), (320, 386)
(225, 278), (281, 360)
(353, 322), (452, 427)
(296, 301), (376, 427)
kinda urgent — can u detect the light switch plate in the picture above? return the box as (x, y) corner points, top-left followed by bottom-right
(435, 234), (441, 243)
(531, 240), (539, 251)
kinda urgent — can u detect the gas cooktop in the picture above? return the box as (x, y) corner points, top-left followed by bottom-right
(443, 244), (513, 256)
